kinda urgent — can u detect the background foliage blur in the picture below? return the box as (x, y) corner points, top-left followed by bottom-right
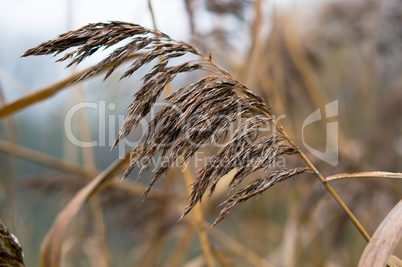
(0, 0), (401, 266)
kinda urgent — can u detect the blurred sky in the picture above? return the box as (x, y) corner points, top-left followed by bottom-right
(0, 0), (189, 87)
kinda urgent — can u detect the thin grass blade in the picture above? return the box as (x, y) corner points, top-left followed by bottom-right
(326, 172), (402, 181)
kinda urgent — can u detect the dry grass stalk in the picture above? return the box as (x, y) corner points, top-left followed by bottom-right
(271, 118), (371, 242)
(181, 164), (215, 267)
(326, 171), (402, 181)
(23, 21), (388, 265)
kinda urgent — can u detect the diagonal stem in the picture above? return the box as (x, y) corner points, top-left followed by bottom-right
(199, 48), (371, 243)
(182, 165), (215, 267)
(272, 118), (371, 242)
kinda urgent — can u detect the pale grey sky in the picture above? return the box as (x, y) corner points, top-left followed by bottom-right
(0, 0), (310, 109)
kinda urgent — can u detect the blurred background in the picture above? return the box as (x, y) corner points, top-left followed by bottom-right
(0, 0), (401, 266)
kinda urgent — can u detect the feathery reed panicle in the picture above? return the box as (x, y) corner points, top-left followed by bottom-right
(23, 21), (310, 225)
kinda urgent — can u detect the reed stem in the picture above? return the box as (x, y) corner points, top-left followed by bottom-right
(202, 47), (371, 243)
(272, 118), (371, 242)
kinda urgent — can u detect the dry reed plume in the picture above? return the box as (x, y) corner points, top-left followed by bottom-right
(21, 19), (402, 267)
(23, 21), (310, 225)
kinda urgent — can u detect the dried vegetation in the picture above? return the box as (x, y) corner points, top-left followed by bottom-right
(0, 0), (401, 266)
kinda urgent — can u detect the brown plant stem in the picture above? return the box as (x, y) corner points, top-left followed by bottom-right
(182, 165), (215, 267)
(271, 117), (371, 242)
(326, 171), (402, 181)
(199, 45), (372, 243)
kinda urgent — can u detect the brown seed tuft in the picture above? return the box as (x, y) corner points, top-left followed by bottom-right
(23, 21), (311, 225)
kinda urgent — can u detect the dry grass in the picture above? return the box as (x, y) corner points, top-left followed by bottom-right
(0, 0), (401, 266)
(23, 21), (313, 229)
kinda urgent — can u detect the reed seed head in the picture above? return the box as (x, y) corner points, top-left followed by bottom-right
(23, 21), (310, 225)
